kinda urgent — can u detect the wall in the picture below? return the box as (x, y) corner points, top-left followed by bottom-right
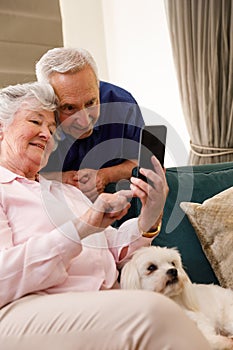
(59, 0), (109, 80)
(59, 0), (190, 166)
(0, 0), (63, 87)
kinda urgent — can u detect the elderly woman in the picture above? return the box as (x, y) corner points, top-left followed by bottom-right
(0, 82), (210, 350)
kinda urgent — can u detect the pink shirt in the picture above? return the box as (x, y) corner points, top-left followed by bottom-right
(0, 166), (151, 308)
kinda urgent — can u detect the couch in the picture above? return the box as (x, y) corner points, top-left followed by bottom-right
(150, 161), (233, 285)
(108, 161), (233, 284)
(117, 161), (233, 285)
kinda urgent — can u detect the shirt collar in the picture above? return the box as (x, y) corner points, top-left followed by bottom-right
(0, 166), (24, 183)
(0, 165), (52, 191)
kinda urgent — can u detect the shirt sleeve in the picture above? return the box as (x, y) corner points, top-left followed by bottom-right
(0, 205), (82, 308)
(102, 218), (153, 267)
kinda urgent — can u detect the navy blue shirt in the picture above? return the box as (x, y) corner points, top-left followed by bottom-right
(43, 81), (144, 172)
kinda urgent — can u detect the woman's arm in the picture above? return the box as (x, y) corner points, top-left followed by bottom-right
(0, 207), (82, 308)
(0, 187), (131, 307)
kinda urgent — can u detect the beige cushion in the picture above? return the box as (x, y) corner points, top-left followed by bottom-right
(180, 187), (233, 289)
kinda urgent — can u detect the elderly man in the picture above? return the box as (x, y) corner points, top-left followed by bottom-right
(36, 47), (144, 202)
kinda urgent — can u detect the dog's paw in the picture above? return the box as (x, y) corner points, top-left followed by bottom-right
(210, 335), (233, 350)
(227, 336), (233, 350)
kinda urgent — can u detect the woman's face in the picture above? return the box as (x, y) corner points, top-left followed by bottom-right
(0, 107), (57, 176)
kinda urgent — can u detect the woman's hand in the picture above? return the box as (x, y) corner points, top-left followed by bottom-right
(130, 156), (169, 232)
(75, 190), (132, 239)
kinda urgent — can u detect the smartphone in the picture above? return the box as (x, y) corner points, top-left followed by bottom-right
(137, 125), (167, 183)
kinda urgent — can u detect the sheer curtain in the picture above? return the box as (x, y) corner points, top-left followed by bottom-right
(164, 0), (233, 164)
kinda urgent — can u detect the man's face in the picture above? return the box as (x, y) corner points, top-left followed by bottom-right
(50, 66), (100, 139)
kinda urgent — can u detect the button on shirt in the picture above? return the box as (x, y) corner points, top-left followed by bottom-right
(0, 166), (151, 308)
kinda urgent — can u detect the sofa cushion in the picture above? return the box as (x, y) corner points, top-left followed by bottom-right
(152, 161), (233, 284)
(180, 187), (233, 289)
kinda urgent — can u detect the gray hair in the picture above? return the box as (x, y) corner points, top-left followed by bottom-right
(0, 81), (58, 125)
(36, 47), (99, 84)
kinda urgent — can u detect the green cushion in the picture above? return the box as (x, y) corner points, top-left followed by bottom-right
(153, 162), (233, 284)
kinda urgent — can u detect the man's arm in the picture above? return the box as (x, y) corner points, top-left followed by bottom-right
(40, 170), (79, 187)
(76, 159), (137, 202)
(98, 159), (137, 184)
(41, 159), (137, 202)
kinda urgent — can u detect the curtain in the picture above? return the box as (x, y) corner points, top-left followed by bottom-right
(164, 0), (233, 164)
(0, 0), (63, 88)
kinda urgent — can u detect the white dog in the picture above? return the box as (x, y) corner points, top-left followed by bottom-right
(120, 246), (233, 350)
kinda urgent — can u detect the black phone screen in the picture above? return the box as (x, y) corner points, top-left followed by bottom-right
(137, 125), (167, 181)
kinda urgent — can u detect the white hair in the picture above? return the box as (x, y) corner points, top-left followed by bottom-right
(0, 81), (58, 125)
(35, 47), (99, 84)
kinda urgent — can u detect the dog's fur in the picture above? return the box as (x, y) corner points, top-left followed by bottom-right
(120, 246), (233, 350)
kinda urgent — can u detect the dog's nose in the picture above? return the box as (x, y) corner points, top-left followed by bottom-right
(167, 268), (177, 278)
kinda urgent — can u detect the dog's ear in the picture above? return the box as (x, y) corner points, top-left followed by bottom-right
(120, 260), (141, 289)
(177, 266), (199, 311)
(181, 279), (199, 311)
(0, 121), (4, 140)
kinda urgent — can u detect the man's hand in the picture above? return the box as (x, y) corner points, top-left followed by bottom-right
(74, 169), (107, 202)
(62, 170), (79, 186)
(55, 169), (106, 202)
(130, 156), (169, 232)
